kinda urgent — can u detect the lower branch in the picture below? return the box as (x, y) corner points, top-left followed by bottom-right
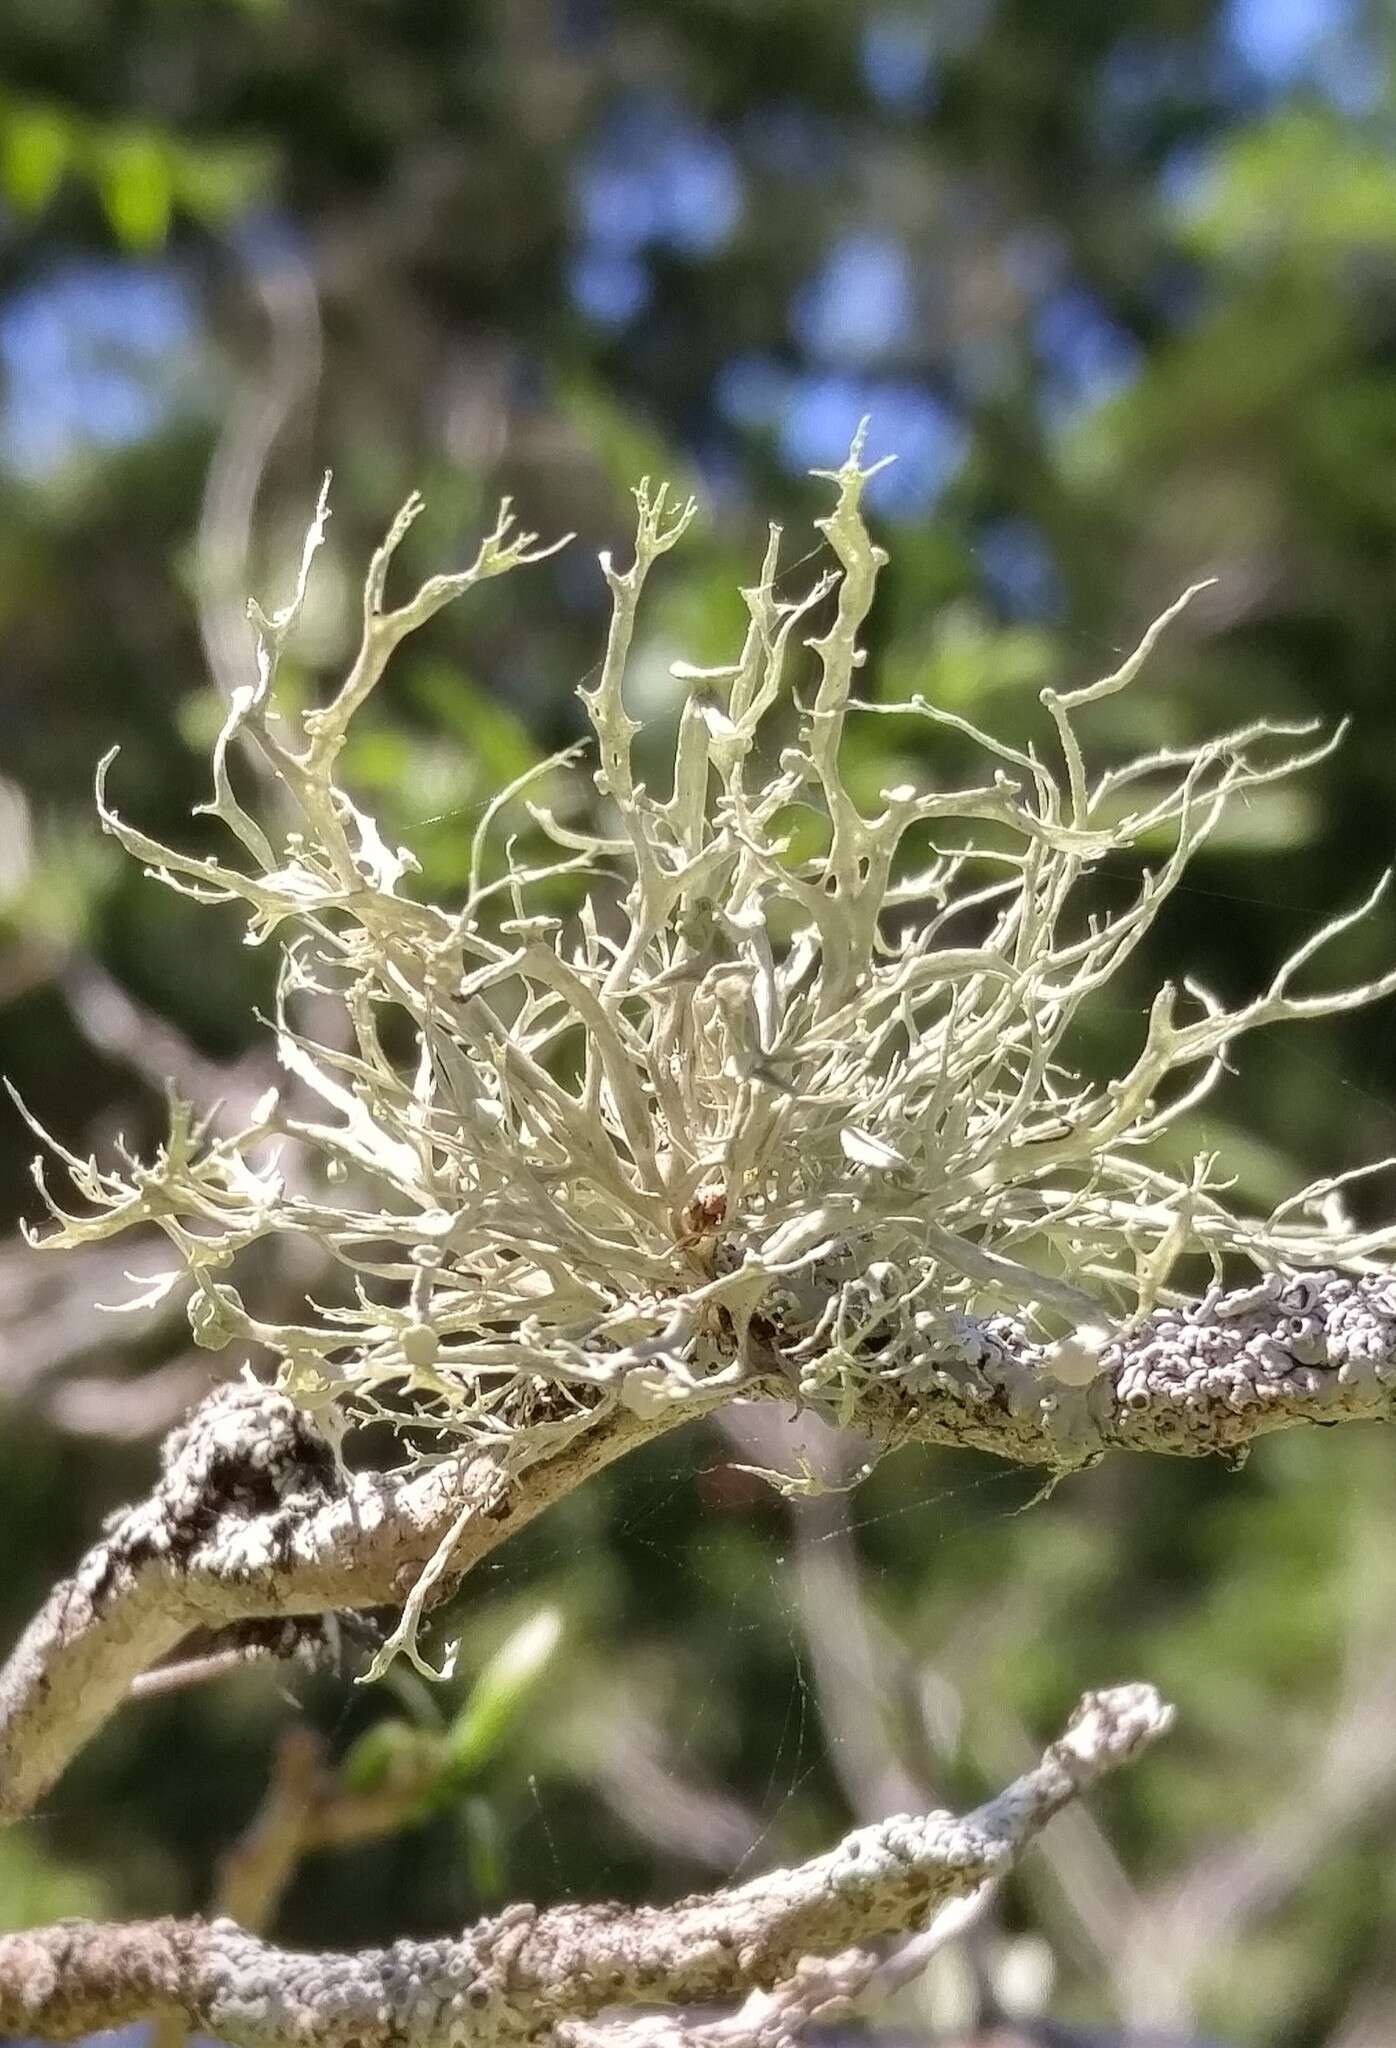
(0, 1684), (1168, 2045)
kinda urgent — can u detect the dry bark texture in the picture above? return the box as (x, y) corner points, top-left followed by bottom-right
(1, 1264), (1393, 2039)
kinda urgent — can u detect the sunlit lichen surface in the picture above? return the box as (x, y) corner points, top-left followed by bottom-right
(17, 432), (1396, 1487)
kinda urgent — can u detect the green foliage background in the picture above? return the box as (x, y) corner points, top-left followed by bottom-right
(3, 4), (1396, 2041)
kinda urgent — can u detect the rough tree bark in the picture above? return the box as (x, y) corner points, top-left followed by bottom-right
(1, 1264), (1392, 2042)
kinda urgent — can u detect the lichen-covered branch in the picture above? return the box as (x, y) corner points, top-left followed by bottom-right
(1, 1261), (1391, 1827)
(838, 1264), (1396, 1472)
(0, 1381), (682, 1826)
(3, 438), (1394, 2039)
(15, 433), (1396, 1590)
(0, 1683), (1168, 2046)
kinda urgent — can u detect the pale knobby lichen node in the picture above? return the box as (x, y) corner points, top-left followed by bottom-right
(13, 425), (1396, 1670)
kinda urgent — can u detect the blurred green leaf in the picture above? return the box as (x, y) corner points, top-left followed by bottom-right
(880, 612), (1057, 720)
(0, 1833), (109, 1932)
(559, 372), (696, 506)
(1182, 111), (1396, 266)
(94, 128), (174, 251)
(1127, 780), (1322, 854)
(443, 1608), (563, 1783)
(0, 102), (72, 214)
(407, 663), (542, 787)
(456, 1795), (507, 1901)
(171, 138), (273, 223)
(343, 722), (416, 788)
(339, 1719), (438, 1796)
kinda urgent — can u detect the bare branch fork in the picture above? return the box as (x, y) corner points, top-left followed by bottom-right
(6, 437), (1396, 2037)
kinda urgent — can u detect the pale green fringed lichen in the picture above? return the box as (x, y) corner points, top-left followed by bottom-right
(16, 428), (1396, 1472)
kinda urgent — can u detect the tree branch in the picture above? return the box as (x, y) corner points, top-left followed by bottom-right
(0, 1380), (683, 1825)
(846, 1267), (1396, 1469)
(1, 1267), (1393, 1828)
(0, 1683), (1168, 2046)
